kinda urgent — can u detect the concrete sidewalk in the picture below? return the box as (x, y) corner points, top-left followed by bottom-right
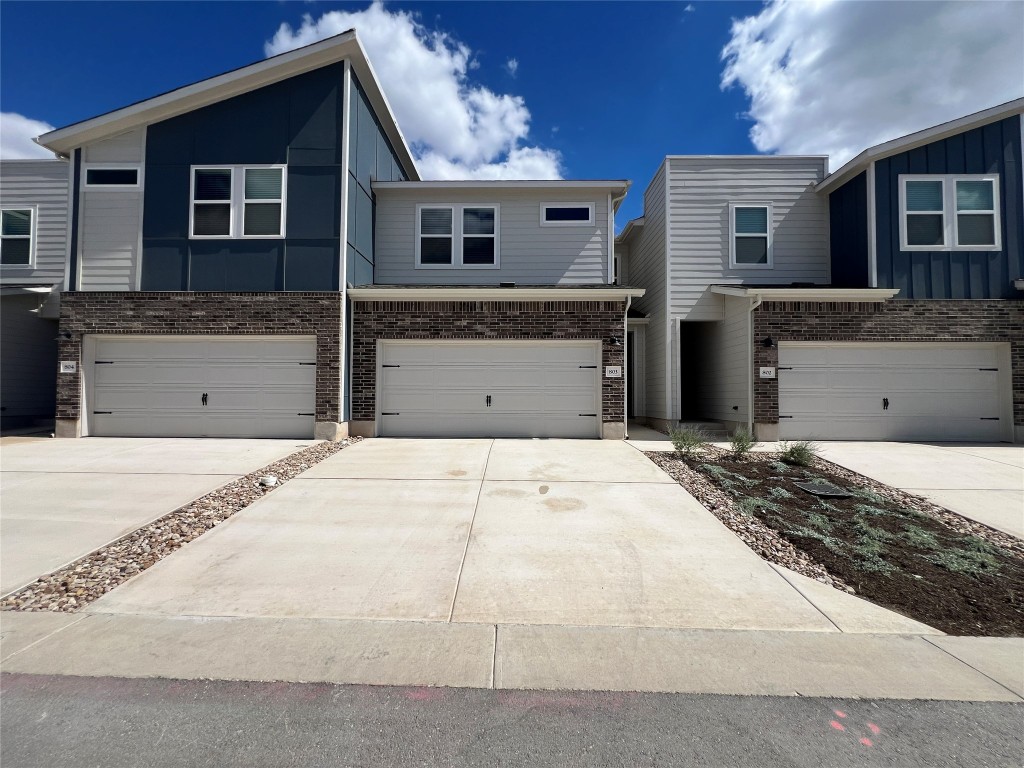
(0, 437), (316, 595)
(818, 442), (1024, 539)
(1, 612), (1021, 701)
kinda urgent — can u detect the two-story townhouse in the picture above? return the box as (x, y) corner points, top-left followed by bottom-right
(621, 100), (1023, 443)
(0, 159), (70, 430)
(33, 31), (416, 440)
(33, 31), (642, 441)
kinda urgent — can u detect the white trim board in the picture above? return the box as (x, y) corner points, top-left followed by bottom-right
(348, 287), (645, 301)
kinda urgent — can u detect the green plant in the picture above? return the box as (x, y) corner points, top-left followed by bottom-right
(769, 461), (791, 474)
(778, 441), (819, 467)
(669, 425), (709, 459)
(767, 486), (794, 500)
(902, 524), (941, 550)
(924, 548), (1001, 577)
(734, 495), (781, 516)
(729, 427), (757, 458)
(849, 486), (887, 505)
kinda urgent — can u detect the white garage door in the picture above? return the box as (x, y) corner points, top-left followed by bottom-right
(778, 342), (1007, 441)
(379, 341), (601, 438)
(88, 336), (316, 438)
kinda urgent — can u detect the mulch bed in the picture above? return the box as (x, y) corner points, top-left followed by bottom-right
(1, 438), (361, 613)
(651, 449), (1024, 637)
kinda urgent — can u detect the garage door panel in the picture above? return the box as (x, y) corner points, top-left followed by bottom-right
(778, 343), (1006, 442)
(89, 336), (316, 438)
(379, 342), (602, 439)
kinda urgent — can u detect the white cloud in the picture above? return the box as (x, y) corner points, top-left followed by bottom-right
(506, 57), (519, 77)
(266, 2), (560, 179)
(684, 4), (695, 12)
(0, 113), (55, 159)
(721, 0), (1024, 170)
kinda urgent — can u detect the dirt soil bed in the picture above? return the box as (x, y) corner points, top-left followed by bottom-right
(652, 450), (1024, 637)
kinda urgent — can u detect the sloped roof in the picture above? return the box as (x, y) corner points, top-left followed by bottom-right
(35, 31), (419, 180)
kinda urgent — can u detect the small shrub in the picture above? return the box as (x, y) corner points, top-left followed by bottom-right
(807, 511), (835, 532)
(853, 503), (890, 517)
(850, 486), (887, 505)
(902, 524), (941, 550)
(779, 441), (819, 467)
(769, 461), (790, 474)
(925, 548), (1000, 577)
(729, 427), (757, 458)
(669, 426), (709, 459)
(767, 486), (793, 500)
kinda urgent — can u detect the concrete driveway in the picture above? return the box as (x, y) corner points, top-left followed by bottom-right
(818, 442), (1024, 539)
(0, 437), (315, 595)
(88, 438), (934, 634)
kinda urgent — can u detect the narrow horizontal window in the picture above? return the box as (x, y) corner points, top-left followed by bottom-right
(730, 204), (772, 267)
(541, 203), (594, 225)
(85, 168), (139, 186)
(0, 208), (33, 265)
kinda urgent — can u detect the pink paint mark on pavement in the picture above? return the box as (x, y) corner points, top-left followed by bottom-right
(833, 709), (847, 718)
(404, 688), (444, 702)
(830, 720), (846, 731)
(860, 738), (874, 747)
(867, 722), (881, 735)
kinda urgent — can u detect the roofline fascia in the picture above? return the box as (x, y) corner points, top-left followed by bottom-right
(710, 286), (900, 302)
(348, 286), (646, 301)
(372, 180), (629, 190)
(816, 98), (1024, 195)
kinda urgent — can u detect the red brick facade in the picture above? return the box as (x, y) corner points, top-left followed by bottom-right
(752, 299), (1024, 428)
(351, 299), (625, 424)
(56, 292), (344, 423)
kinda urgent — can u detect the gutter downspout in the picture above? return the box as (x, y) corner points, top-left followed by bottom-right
(624, 294), (632, 439)
(747, 295), (763, 436)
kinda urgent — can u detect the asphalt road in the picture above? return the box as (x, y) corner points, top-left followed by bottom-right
(1, 674), (1021, 767)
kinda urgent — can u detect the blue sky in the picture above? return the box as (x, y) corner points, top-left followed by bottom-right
(2, 1), (1021, 226)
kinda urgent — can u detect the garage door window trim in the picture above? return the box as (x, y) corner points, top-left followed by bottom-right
(898, 174), (1001, 251)
(415, 203), (500, 269)
(190, 165), (287, 239)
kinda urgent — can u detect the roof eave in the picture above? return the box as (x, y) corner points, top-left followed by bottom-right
(710, 286), (900, 302)
(348, 286), (646, 301)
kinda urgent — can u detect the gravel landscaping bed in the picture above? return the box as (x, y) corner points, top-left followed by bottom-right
(651, 448), (1024, 636)
(1, 438), (361, 613)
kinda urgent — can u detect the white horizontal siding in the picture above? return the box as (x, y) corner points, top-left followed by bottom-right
(666, 157), (829, 321)
(0, 159), (69, 285)
(374, 188), (611, 285)
(77, 129), (144, 290)
(621, 162), (668, 420)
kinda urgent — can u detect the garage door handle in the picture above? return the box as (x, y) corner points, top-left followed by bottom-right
(486, 395), (492, 407)
(579, 365), (597, 369)
(882, 397), (889, 411)
(202, 392), (208, 407)
(578, 413), (597, 417)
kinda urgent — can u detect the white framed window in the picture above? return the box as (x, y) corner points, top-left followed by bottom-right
(416, 204), (499, 269)
(1, 207), (35, 267)
(189, 165), (286, 239)
(729, 202), (773, 268)
(540, 202), (594, 226)
(899, 174), (1000, 251)
(83, 165), (140, 188)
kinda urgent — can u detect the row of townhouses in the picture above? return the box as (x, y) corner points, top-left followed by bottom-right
(1, 32), (1021, 442)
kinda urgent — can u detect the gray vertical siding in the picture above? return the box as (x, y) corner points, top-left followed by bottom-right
(828, 170), (869, 287)
(373, 187), (611, 285)
(0, 159), (69, 285)
(346, 73), (409, 288)
(875, 113), (1023, 299)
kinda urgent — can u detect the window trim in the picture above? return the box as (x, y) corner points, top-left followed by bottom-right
(415, 203), (500, 270)
(0, 205), (36, 268)
(82, 164), (141, 189)
(728, 202), (774, 269)
(539, 202), (595, 227)
(898, 174), (1001, 252)
(189, 164), (287, 240)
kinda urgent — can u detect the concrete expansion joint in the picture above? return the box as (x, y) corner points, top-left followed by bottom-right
(920, 636), (1024, 701)
(448, 439), (495, 624)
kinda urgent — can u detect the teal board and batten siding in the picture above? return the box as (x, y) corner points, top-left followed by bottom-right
(827, 170), (869, 288)
(346, 73), (408, 288)
(874, 114), (1023, 299)
(139, 63), (346, 291)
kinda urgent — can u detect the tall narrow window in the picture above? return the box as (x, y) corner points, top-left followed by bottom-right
(730, 204), (772, 267)
(419, 207), (454, 265)
(904, 179), (945, 247)
(243, 168), (283, 236)
(462, 207), (496, 265)
(192, 168), (233, 237)
(0, 208), (33, 266)
(955, 179), (996, 247)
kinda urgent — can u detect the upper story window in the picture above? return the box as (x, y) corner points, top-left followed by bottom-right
(1, 208), (34, 266)
(84, 167), (139, 187)
(899, 174), (1000, 251)
(540, 203), (594, 226)
(729, 203), (773, 268)
(190, 165), (286, 239)
(416, 204), (499, 269)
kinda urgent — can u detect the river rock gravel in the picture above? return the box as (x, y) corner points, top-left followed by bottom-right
(1, 438), (361, 613)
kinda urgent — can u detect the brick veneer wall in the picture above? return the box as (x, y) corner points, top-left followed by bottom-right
(57, 292), (344, 422)
(351, 299), (625, 423)
(752, 300), (1024, 427)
